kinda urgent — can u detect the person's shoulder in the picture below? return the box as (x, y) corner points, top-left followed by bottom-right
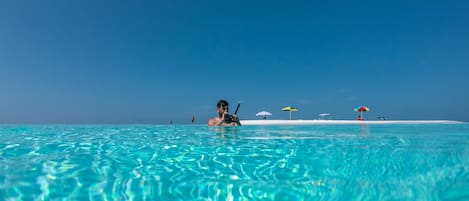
(208, 117), (219, 126)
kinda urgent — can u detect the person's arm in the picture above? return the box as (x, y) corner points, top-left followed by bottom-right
(217, 119), (224, 126)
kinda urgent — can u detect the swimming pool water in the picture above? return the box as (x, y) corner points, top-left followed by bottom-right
(1, 124), (469, 200)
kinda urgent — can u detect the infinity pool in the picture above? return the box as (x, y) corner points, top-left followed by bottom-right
(1, 124), (468, 200)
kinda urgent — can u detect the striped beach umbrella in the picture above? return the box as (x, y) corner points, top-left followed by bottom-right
(354, 106), (370, 120)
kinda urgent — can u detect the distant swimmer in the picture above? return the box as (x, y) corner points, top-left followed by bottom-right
(208, 100), (241, 126)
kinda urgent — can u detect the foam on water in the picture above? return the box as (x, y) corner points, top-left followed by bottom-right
(1, 124), (469, 200)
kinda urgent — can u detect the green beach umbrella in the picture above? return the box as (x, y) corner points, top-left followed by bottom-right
(281, 106), (298, 120)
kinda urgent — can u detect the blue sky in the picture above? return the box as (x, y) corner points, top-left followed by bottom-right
(1, 0), (468, 124)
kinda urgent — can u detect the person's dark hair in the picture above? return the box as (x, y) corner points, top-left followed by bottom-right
(217, 100), (229, 108)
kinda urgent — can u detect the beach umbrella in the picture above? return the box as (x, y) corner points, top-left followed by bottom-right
(256, 111), (272, 119)
(354, 106), (370, 120)
(281, 106), (298, 120)
(318, 113), (331, 119)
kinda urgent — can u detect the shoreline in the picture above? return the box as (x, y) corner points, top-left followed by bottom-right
(240, 120), (464, 125)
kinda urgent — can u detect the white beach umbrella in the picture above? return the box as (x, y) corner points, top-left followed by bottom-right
(318, 113), (331, 120)
(256, 111), (272, 119)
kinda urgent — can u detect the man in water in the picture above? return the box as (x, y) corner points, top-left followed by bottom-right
(208, 100), (241, 126)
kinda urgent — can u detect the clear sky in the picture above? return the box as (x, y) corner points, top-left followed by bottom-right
(1, 0), (468, 124)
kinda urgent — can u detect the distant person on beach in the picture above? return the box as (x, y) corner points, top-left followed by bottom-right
(357, 115), (364, 121)
(208, 100), (241, 126)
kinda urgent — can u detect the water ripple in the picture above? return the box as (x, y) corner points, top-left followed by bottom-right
(1, 124), (469, 200)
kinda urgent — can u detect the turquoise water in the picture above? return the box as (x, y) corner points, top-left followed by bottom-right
(1, 124), (469, 200)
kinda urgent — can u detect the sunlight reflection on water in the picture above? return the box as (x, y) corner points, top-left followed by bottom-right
(1, 124), (469, 200)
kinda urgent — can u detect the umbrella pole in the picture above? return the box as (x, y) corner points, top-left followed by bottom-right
(289, 111), (291, 120)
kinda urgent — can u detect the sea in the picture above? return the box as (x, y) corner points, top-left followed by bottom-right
(1, 123), (469, 200)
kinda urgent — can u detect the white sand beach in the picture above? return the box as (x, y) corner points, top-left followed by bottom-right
(240, 120), (464, 125)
